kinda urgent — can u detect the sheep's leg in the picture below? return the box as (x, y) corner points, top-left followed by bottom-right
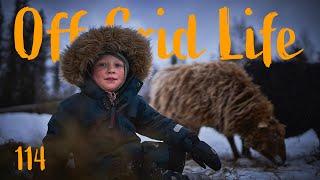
(241, 138), (252, 158)
(227, 136), (240, 159)
(194, 127), (201, 136)
(314, 127), (320, 154)
(314, 127), (320, 144)
(242, 145), (252, 158)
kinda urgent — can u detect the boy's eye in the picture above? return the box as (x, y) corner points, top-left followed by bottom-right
(97, 63), (107, 68)
(95, 62), (123, 69)
(115, 63), (124, 68)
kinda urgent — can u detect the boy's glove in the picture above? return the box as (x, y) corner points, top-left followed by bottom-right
(183, 133), (221, 171)
(190, 141), (221, 170)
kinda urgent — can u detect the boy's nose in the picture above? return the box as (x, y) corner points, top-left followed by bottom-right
(106, 67), (116, 73)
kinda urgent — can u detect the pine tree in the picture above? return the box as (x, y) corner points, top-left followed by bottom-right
(0, 0), (49, 107)
(0, 0), (5, 94)
(33, 9), (49, 102)
(0, 1), (4, 70)
(170, 54), (185, 65)
(52, 62), (60, 95)
(0, 0), (28, 107)
(170, 55), (178, 65)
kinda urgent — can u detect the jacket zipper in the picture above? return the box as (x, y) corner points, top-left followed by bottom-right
(107, 92), (117, 128)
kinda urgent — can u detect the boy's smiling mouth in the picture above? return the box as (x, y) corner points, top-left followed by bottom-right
(105, 77), (117, 80)
(104, 77), (118, 83)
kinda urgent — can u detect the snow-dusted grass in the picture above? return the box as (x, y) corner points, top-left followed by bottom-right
(0, 113), (50, 146)
(186, 127), (320, 179)
(198, 126), (319, 161)
(0, 112), (162, 145)
(0, 113), (319, 179)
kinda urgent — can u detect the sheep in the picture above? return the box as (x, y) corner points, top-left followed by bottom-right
(150, 62), (286, 165)
(245, 61), (320, 148)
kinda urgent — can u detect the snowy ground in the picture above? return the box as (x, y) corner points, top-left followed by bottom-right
(184, 127), (320, 180)
(0, 113), (319, 179)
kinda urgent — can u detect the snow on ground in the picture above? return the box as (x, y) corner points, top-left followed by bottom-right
(0, 113), (51, 146)
(0, 113), (319, 179)
(184, 127), (320, 180)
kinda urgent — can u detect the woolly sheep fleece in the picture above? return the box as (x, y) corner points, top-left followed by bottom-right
(150, 62), (286, 164)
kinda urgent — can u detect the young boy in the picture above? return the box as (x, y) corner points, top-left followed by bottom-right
(38, 26), (221, 180)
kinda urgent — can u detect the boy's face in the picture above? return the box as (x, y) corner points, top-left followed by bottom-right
(92, 55), (125, 92)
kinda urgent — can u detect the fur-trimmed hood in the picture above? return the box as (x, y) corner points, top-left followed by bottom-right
(60, 26), (152, 86)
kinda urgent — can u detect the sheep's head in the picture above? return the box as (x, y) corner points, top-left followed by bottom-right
(246, 118), (286, 165)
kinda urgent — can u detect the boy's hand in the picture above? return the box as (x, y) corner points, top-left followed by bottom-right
(183, 133), (221, 170)
(190, 141), (221, 170)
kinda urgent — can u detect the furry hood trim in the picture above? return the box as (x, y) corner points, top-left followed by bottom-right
(60, 26), (152, 86)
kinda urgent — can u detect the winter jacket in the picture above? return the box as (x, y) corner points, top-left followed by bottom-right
(41, 74), (192, 178)
(37, 26), (194, 179)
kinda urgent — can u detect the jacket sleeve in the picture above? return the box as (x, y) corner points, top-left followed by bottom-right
(37, 103), (76, 178)
(134, 96), (193, 148)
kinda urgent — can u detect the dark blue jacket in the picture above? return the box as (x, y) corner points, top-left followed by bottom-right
(41, 75), (192, 178)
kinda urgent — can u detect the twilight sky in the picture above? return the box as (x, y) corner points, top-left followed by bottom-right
(3, 0), (320, 67)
